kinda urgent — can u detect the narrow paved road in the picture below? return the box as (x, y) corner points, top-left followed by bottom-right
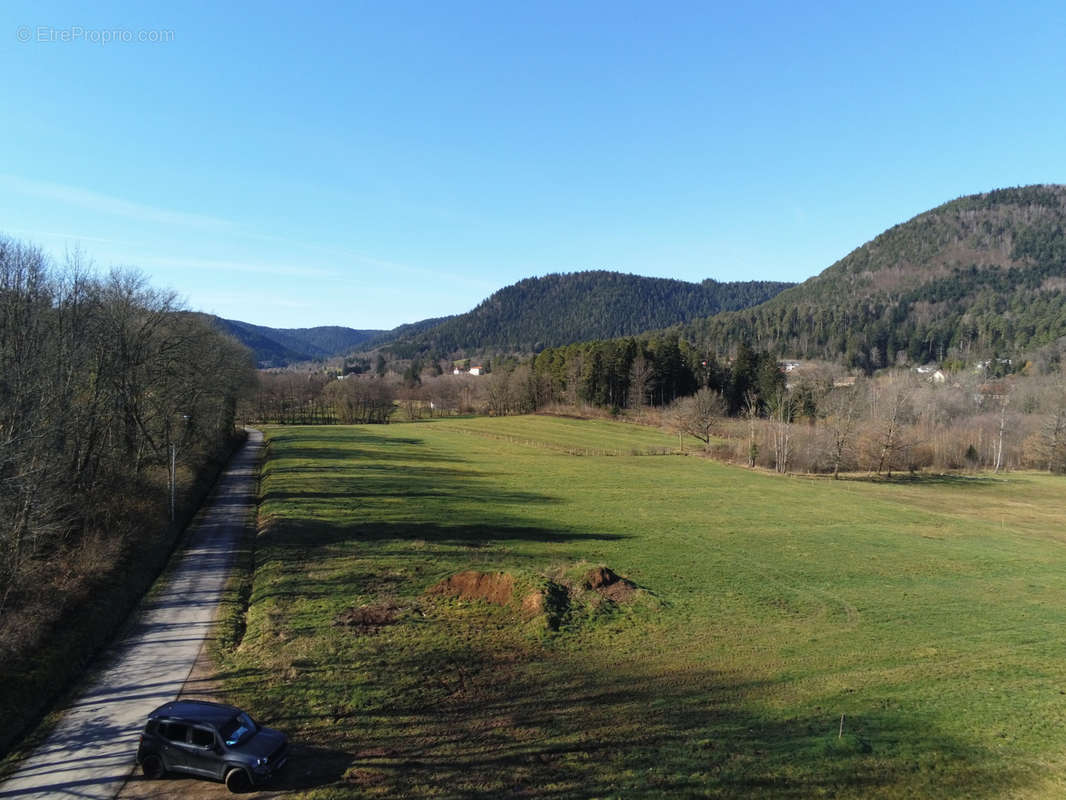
(0, 429), (262, 799)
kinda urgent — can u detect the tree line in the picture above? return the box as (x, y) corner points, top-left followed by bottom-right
(0, 235), (255, 747)
(529, 337), (785, 414)
(246, 337), (790, 424)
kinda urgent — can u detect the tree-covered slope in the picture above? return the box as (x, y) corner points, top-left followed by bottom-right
(211, 318), (383, 366)
(680, 185), (1066, 368)
(387, 271), (793, 356)
(363, 315), (456, 350)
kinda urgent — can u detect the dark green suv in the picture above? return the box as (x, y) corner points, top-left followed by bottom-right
(137, 699), (288, 793)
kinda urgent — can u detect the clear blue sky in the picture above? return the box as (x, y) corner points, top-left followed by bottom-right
(3, 1), (1065, 329)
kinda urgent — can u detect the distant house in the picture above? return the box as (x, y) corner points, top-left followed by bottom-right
(452, 364), (483, 376)
(779, 360), (802, 373)
(914, 364), (947, 384)
(833, 376), (857, 388)
(977, 379), (1013, 404)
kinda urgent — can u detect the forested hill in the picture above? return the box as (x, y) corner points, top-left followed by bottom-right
(677, 185), (1066, 369)
(385, 271), (793, 356)
(210, 317), (383, 367)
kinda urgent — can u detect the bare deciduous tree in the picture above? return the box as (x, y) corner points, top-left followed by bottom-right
(822, 380), (864, 479)
(742, 389), (760, 468)
(870, 375), (917, 477)
(1038, 401), (1066, 473)
(668, 387), (726, 452)
(766, 388), (796, 473)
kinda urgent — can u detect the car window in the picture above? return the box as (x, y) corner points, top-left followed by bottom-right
(158, 722), (188, 743)
(219, 712), (257, 746)
(190, 727), (215, 748)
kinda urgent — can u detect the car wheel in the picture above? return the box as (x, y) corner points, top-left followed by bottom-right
(141, 754), (165, 779)
(225, 767), (252, 794)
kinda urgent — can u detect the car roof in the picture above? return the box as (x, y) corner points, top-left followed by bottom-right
(147, 699), (244, 725)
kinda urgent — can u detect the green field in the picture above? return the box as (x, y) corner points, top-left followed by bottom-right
(217, 416), (1066, 798)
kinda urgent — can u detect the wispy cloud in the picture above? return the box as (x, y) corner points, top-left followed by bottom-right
(0, 174), (232, 229)
(4, 226), (143, 249)
(0, 174), (499, 293)
(241, 230), (498, 290)
(135, 254), (340, 279)
(194, 291), (316, 312)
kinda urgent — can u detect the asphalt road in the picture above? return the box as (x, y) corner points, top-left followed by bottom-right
(0, 429), (262, 799)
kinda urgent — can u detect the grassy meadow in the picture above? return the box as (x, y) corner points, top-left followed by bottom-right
(216, 416), (1066, 798)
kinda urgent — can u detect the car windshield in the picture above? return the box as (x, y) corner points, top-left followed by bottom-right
(219, 712), (257, 746)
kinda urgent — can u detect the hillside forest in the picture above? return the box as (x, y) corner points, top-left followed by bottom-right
(679, 187), (1066, 369)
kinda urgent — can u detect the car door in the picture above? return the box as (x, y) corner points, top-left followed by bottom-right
(155, 722), (190, 773)
(182, 725), (224, 778)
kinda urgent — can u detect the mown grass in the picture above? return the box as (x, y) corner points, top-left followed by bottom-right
(216, 418), (1066, 798)
(436, 414), (688, 455)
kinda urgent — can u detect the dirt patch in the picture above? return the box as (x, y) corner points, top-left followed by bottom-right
(521, 591), (545, 617)
(335, 602), (404, 634)
(427, 571), (515, 606)
(583, 566), (638, 604)
(583, 566), (620, 589)
(600, 580), (638, 603)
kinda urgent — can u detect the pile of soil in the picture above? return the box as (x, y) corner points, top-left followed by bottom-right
(335, 602), (403, 634)
(583, 566), (638, 604)
(427, 571), (515, 606)
(426, 566), (646, 632)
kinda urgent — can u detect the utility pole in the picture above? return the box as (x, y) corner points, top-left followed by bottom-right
(170, 442), (176, 521)
(169, 412), (189, 522)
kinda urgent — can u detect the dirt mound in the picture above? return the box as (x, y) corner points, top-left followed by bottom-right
(583, 566), (638, 603)
(428, 571), (515, 606)
(335, 602), (403, 634)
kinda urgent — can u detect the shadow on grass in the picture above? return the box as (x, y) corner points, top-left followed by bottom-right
(223, 644), (1031, 800)
(266, 429), (427, 449)
(842, 472), (1006, 487)
(249, 520), (628, 606)
(257, 429), (609, 563)
(262, 447), (466, 471)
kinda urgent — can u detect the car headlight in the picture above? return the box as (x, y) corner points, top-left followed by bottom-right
(256, 756), (268, 767)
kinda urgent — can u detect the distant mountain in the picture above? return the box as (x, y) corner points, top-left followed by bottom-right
(385, 271), (794, 356)
(678, 185), (1066, 369)
(211, 318), (383, 367)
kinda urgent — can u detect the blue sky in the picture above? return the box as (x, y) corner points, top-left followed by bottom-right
(3, 1), (1066, 329)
